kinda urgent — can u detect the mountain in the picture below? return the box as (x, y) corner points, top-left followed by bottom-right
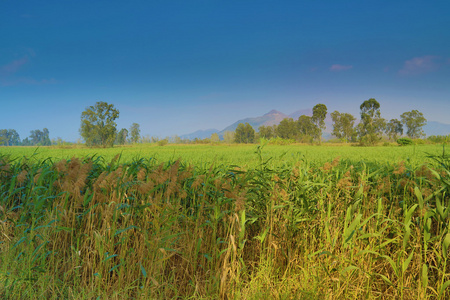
(423, 121), (450, 136)
(288, 108), (312, 120)
(219, 109), (289, 134)
(179, 128), (219, 140)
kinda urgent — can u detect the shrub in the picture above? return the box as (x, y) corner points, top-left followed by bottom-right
(157, 139), (169, 146)
(397, 137), (413, 146)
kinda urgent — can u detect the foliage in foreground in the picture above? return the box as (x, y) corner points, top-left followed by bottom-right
(0, 150), (450, 299)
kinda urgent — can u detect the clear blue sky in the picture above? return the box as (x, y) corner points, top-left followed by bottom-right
(1, 0), (449, 142)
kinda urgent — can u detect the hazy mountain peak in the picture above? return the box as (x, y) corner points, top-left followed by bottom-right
(265, 109), (283, 115)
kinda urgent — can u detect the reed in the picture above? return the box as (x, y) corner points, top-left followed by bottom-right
(0, 147), (449, 299)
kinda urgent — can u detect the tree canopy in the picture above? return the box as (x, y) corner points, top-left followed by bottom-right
(0, 129), (20, 146)
(312, 104), (327, 143)
(386, 119), (403, 141)
(358, 98), (386, 145)
(235, 123), (255, 143)
(330, 111), (356, 142)
(80, 101), (119, 147)
(400, 110), (427, 138)
(129, 123), (141, 144)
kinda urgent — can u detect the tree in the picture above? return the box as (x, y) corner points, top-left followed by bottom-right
(29, 128), (51, 146)
(386, 119), (403, 141)
(312, 104), (327, 143)
(330, 111), (356, 142)
(210, 133), (220, 143)
(116, 128), (128, 145)
(276, 118), (297, 139)
(235, 123), (255, 143)
(0, 129), (20, 146)
(297, 115), (318, 142)
(129, 123), (141, 144)
(358, 98), (386, 145)
(80, 101), (119, 147)
(400, 110), (427, 139)
(258, 125), (275, 139)
(223, 131), (235, 144)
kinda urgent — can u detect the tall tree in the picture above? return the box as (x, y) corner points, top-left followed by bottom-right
(129, 123), (141, 144)
(330, 111), (356, 142)
(312, 104), (327, 143)
(223, 131), (235, 144)
(297, 115), (318, 141)
(276, 118), (297, 139)
(400, 110), (427, 139)
(386, 119), (403, 141)
(29, 128), (51, 146)
(210, 133), (220, 143)
(80, 101), (119, 147)
(258, 125), (275, 139)
(0, 129), (20, 146)
(358, 98), (386, 145)
(116, 128), (128, 145)
(235, 123), (255, 143)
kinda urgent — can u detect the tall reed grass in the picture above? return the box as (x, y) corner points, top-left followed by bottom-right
(0, 148), (449, 299)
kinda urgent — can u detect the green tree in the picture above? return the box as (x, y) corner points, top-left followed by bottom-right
(258, 125), (275, 139)
(116, 128), (128, 145)
(358, 98), (386, 145)
(297, 115), (318, 142)
(400, 110), (427, 139)
(29, 128), (51, 146)
(276, 118), (298, 139)
(235, 123), (255, 143)
(312, 104), (327, 143)
(80, 101), (119, 147)
(330, 111), (356, 142)
(0, 129), (20, 146)
(129, 123), (141, 144)
(223, 131), (235, 144)
(386, 119), (403, 141)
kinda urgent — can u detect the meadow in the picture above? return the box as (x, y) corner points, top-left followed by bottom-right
(1, 143), (449, 299)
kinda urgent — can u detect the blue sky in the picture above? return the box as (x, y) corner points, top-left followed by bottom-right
(1, 0), (449, 142)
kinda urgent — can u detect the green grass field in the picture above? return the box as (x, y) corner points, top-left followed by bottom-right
(0, 143), (444, 167)
(1, 143), (449, 299)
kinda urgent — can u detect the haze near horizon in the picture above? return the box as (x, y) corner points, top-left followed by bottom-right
(1, 1), (449, 142)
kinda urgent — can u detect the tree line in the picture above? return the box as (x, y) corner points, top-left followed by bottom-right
(0, 99), (433, 148)
(0, 128), (51, 146)
(233, 99), (428, 145)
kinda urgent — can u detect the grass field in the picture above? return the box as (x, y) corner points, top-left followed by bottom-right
(0, 143), (445, 167)
(1, 143), (449, 299)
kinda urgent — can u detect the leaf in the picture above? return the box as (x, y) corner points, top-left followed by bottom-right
(344, 213), (362, 245)
(340, 265), (359, 276)
(443, 233), (450, 257)
(421, 264), (428, 288)
(109, 263), (121, 273)
(103, 254), (118, 262)
(439, 280), (450, 297)
(139, 262), (147, 278)
(254, 227), (269, 244)
(378, 273), (393, 286)
(402, 251), (414, 274)
(13, 237), (27, 248)
(404, 204), (418, 226)
(114, 225), (139, 236)
(414, 187), (424, 211)
(381, 255), (399, 277)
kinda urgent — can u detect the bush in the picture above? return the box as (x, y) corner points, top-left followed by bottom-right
(397, 137), (413, 146)
(157, 139), (169, 146)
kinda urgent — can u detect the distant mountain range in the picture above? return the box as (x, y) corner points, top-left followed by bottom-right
(180, 109), (450, 140)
